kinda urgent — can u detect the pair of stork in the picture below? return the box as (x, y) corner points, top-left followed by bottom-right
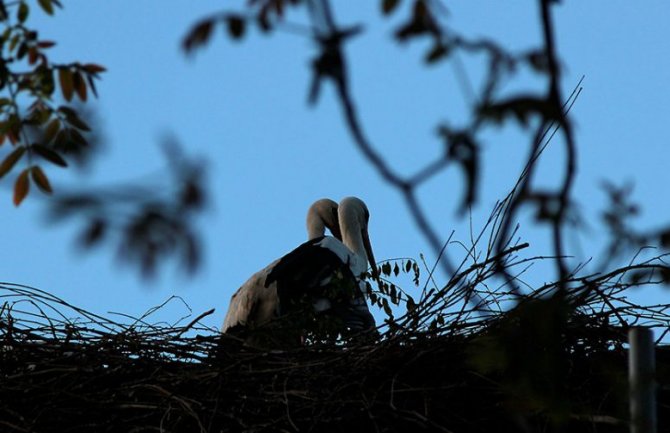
(222, 197), (377, 343)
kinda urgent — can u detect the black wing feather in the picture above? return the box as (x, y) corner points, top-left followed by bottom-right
(265, 237), (375, 333)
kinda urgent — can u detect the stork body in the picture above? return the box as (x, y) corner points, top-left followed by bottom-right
(222, 199), (340, 333)
(222, 197), (377, 343)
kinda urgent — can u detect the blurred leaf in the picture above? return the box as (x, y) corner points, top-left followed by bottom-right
(13, 168), (30, 206)
(32, 144), (67, 167)
(84, 73), (98, 98)
(182, 18), (214, 52)
(2, 114), (21, 144)
(28, 107), (51, 126)
(59, 106), (90, 131)
(28, 46), (38, 64)
(38, 0), (54, 15)
(659, 228), (670, 248)
(72, 71), (87, 102)
(30, 165), (52, 194)
(82, 63), (106, 74)
(394, 0), (436, 42)
(69, 128), (88, 146)
(79, 218), (106, 247)
(43, 118), (61, 144)
(425, 43), (449, 64)
(59, 68), (74, 101)
(227, 16), (245, 39)
(17, 2), (29, 23)
(393, 263), (400, 276)
(0, 146), (26, 178)
(16, 42), (28, 60)
(381, 0), (401, 15)
(525, 50), (549, 73)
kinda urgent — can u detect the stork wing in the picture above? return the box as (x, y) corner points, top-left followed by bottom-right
(222, 263), (279, 332)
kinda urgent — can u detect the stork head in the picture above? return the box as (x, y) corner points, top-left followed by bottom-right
(339, 197), (377, 278)
(306, 198), (341, 240)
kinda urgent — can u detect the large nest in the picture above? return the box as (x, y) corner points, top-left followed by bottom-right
(2, 244), (670, 432)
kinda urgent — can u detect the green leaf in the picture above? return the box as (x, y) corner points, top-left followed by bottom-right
(382, 0), (401, 15)
(17, 2), (29, 23)
(32, 144), (67, 167)
(0, 146), (25, 178)
(30, 165), (52, 193)
(38, 0), (54, 15)
(13, 168), (30, 206)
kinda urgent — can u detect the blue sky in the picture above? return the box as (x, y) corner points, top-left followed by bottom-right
(3, 1), (669, 330)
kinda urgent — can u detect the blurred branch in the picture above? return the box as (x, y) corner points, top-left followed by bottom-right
(48, 142), (207, 278)
(308, 0), (457, 277)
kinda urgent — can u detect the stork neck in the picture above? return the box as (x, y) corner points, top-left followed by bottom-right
(342, 228), (365, 257)
(306, 218), (325, 240)
(342, 224), (368, 277)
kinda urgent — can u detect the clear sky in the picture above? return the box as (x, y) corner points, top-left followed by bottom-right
(3, 1), (669, 330)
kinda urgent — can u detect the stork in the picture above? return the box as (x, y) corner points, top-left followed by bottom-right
(222, 197), (377, 345)
(222, 198), (341, 333)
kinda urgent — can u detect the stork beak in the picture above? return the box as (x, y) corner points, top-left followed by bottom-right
(361, 228), (378, 279)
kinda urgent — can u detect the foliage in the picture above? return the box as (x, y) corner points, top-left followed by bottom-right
(47, 150), (206, 277)
(0, 0), (103, 205)
(0, 1), (207, 276)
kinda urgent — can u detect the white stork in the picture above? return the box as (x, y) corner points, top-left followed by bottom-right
(222, 196), (377, 344)
(222, 198), (341, 333)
